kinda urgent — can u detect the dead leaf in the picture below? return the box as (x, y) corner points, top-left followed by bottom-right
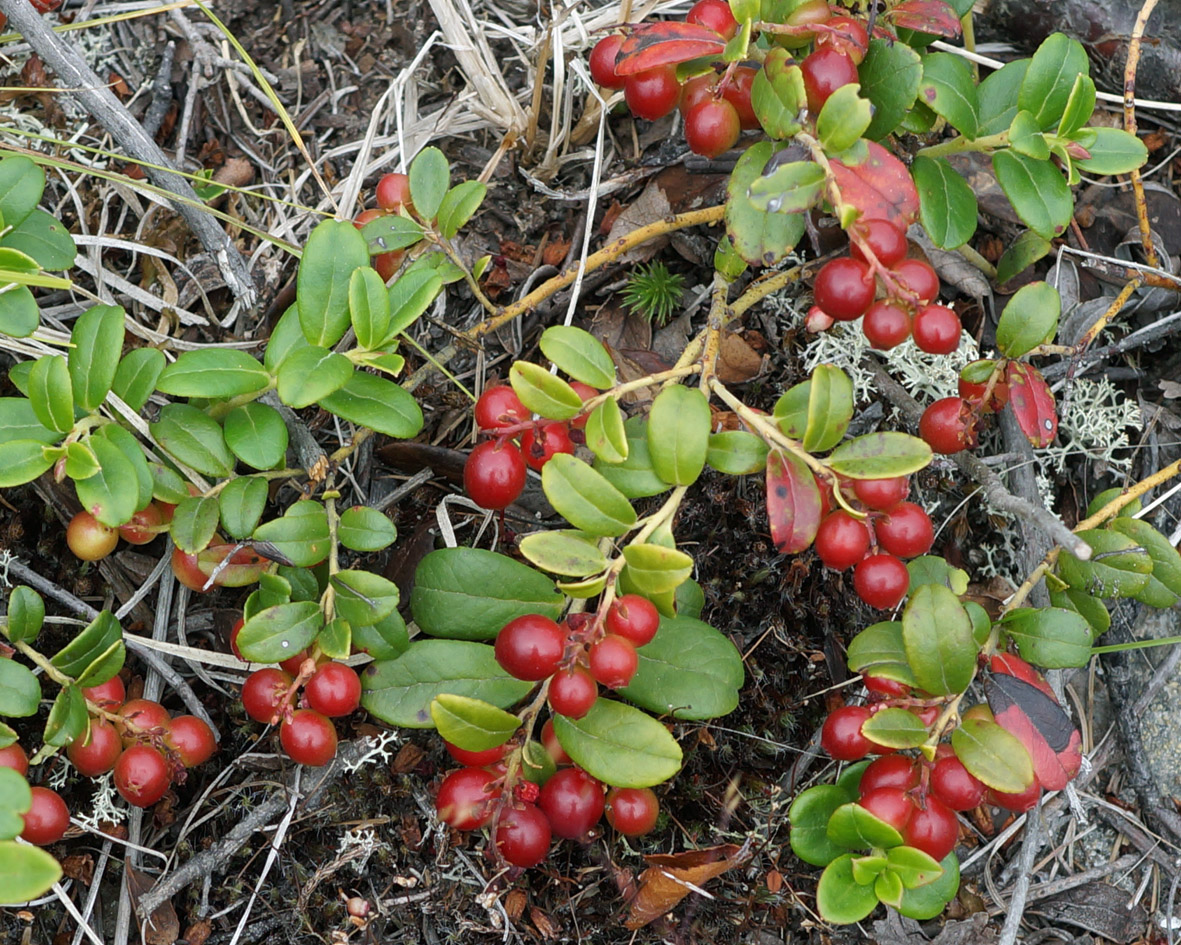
(59, 854), (93, 884)
(504, 888), (527, 921)
(1031, 882), (1148, 944)
(606, 180), (674, 266)
(624, 843), (749, 929)
(183, 919), (212, 945)
(530, 906), (559, 938)
(212, 158), (254, 190)
(611, 347), (673, 407)
(390, 741), (425, 774)
(1161, 379), (1181, 399)
(716, 331), (765, 383)
(127, 866), (180, 945)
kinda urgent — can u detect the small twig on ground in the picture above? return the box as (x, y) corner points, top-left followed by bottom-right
(1124, 0), (1163, 269)
(997, 804), (1043, 945)
(140, 41), (176, 139)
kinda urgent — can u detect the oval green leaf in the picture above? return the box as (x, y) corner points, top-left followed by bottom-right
(901, 584), (974, 695)
(828, 432), (932, 479)
(996, 281), (1060, 359)
(338, 506), (397, 552)
(509, 360), (582, 421)
(789, 784), (857, 866)
(5, 586), (44, 644)
(0, 440), (53, 487)
(539, 325), (615, 389)
(151, 403), (235, 478)
(437, 180), (487, 240)
(223, 402), (289, 470)
(912, 155), (978, 250)
(803, 364), (853, 452)
(846, 620), (918, 688)
(276, 346), (352, 408)
(252, 501), (330, 567)
(69, 304), (124, 410)
(1000, 607), (1092, 668)
(157, 349), (269, 399)
(218, 476), (268, 540)
(585, 397), (628, 464)
(331, 570), (400, 626)
(0, 840), (62, 903)
(950, 717), (1034, 793)
(320, 372), (424, 439)
(519, 530), (607, 577)
(620, 543), (693, 594)
(706, 430), (767, 475)
(859, 39), (923, 140)
(992, 150), (1072, 241)
(429, 693), (520, 751)
(236, 601), (323, 663)
(409, 147), (450, 221)
(74, 435), (138, 526)
(552, 699), (682, 788)
(816, 855), (881, 925)
(349, 266), (391, 350)
(113, 348), (166, 412)
(860, 707), (928, 749)
(170, 494), (220, 553)
(647, 385), (710, 485)
(0, 659), (40, 717)
(28, 355), (73, 434)
(297, 219), (370, 347)
(542, 454), (637, 537)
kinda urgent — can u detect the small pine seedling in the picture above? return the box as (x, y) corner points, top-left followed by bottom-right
(622, 261), (685, 326)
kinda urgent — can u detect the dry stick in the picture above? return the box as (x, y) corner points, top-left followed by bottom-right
(1124, 0), (1163, 270)
(0, 0), (256, 310)
(997, 804), (1043, 945)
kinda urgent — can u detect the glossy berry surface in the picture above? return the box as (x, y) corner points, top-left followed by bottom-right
(813, 257), (874, 321)
(930, 755), (986, 811)
(920, 397), (976, 455)
(902, 796), (958, 861)
(721, 67), (759, 129)
(589, 34), (627, 89)
(814, 510), (871, 571)
(850, 218), (908, 267)
(495, 614), (566, 681)
(606, 594), (660, 646)
(686, 0), (738, 38)
(474, 384), (528, 430)
(0, 743), (29, 776)
(436, 766), (499, 830)
(82, 675), (126, 708)
(305, 662), (362, 718)
(987, 781), (1040, 812)
(858, 787), (914, 833)
(464, 440), (527, 510)
(375, 172), (412, 212)
(166, 715), (217, 767)
(241, 668), (293, 724)
(861, 300), (912, 350)
(496, 803), (552, 867)
(800, 46), (859, 114)
(817, 15), (869, 63)
(170, 546), (210, 592)
(853, 554), (910, 610)
(520, 422), (575, 471)
(863, 675), (911, 699)
(21, 787), (69, 846)
(445, 740), (508, 767)
(548, 667), (599, 719)
(117, 699), (170, 746)
(624, 66), (681, 121)
(875, 502), (934, 559)
(858, 755), (919, 795)
(67, 718), (124, 777)
(913, 304), (962, 355)
(605, 786), (659, 836)
(684, 98), (741, 158)
(820, 705), (874, 761)
(118, 503), (163, 545)
(280, 709), (338, 766)
(539, 767), (605, 839)
(541, 718), (572, 765)
(67, 511), (118, 561)
(113, 745), (172, 807)
(852, 476), (909, 512)
(279, 650), (312, 676)
(588, 634), (638, 689)
(890, 258), (940, 303)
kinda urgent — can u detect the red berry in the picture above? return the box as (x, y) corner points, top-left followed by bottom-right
(813, 257), (875, 321)
(589, 34), (626, 90)
(814, 510), (872, 571)
(241, 667), (293, 724)
(116, 698), (170, 747)
(588, 634), (638, 689)
(67, 718), (124, 777)
(800, 46), (859, 114)
(437, 766), (500, 829)
(911, 705), (939, 728)
(680, 73), (718, 117)
(444, 740), (509, 767)
(858, 755), (919, 795)
(67, 511), (118, 561)
(118, 503), (163, 545)
(820, 705), (874, 761)
(912, 304), (962, 355)
(280, 709), (338, 766)
(0, 743), (29, 777)
(568, 381), (598, 429)
(541, 718), (572, 765)
(889, 258), (940, 303)
(686, 0), (738, 38)
(374, 250), (404, 282)
(304, 662), (362, 718)
(495, 614), (566, 681)
(624, 66), (682, 121)
(987, 781), (1040, 813)
(170, 546), (209, 592)
(875, 502), (934, 559)
(464, 440), (527, 510)
(539, 767), (605, 839)
(605, 786), (659, 836)
(721, 67), (760, 129)
(685, 98), (741, 158)
(354, 208), (384, 228)
(520, 422), (575, 471)
(853, 554), (910, 610)
(919, 397), (976, 455)
(21, 787), (69, 845)
(82, 676), (125, 708)
(113, 745), (172, 807)
(930, 755), (986, 811)
(816, 15), (869, 64)
(279, 650), (312, 676)
(496, 803), (552, 866)
(858, 787), (914, 833)
(166, 715), (217, 767)
(861, 300), (912, 350)
(902, 795), (958, 861)
(853, 476), (909, 512)
(375, 172), (412, 213)
(863, 675), (911, 699)
(474, 385), (528, 431)
(548, 667), (599, 719)
(850, 218), (909, 268)
(779, 0), (831, 48)
(606, 594), (660, 646)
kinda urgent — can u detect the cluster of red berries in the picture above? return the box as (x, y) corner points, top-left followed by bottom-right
(463, 382), (597, 511)
(496, 595), (660, 718)
(812, 474), (933, 611)
(919, 361), (1013, 455)
(435, 722), (660, 867)
(232, 620), (360, 767)
(354, 171), (414, 281)
(66, 502), (168, 562)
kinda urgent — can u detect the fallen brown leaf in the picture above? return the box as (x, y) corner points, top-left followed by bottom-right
(127, 865), (180, 945)
(624, 842), (749, 929)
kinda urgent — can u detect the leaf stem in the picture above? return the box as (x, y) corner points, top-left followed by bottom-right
(915, 132), (1008, 160)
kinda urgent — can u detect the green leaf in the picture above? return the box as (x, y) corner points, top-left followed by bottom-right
(901, 584), (974, 696)
(859, 39), (923, 140)
(151, 403), (235, 478)
(218, 476), (268, 539)
(64, 441), (98, 480)
(594, 417), (672, 499)
(74, 638), (125, 688)
(0, 724), (15, 751)
(539, 325), (615, 389)
(0, 765), (31, 839)
(0, 659), (40, 717)
(620, 615), (744, 720)
(860, 707), (929, 749)
(264, 304), (310, 374)
(0, 156), (42, 227)
(725, 141), (806, 266)
(992, 150), (1073, 241)
(803, 363), (854, 452)
(236, 601), (323, 663)
(0, 841), (63, 904)
(297, 219), (370, 347)
(170, 495), (220, 553)
(409, 147), (450, 221)
(1050, 587), (1110, 640)
(887, 845), (944, 889)
(828, 432), (932, 479)
(817, 83), (872, 153)
(552, 699), (682, 788)
(1018, 33), (1090, 130)
(0, 285), (37, 338)
(851, 854), (888, 885)
(898, 852), (959, 920)
(384, 268), (444, 341)
(75, 435), (138, 526)
(0, 208), (75, 270)
(429, 693), (519, 751)
(157, 349), (269, 399)
(360, 213), (427, 253)
(519, 530), (607, 577)
(112, 348), (166, 412)
(331, 570), (400, 626)
(996, 230), (1052, 284)
(978, 58), (1029, 136)
(747, 160), (826, 214)
(647, 385), (710, 486)
(410, 547), (564, 640)
(951, 718), (1034, 793)
(338, 506), (397, 552)
(827, 801), (904, 850)
(320, 372), (424, 439)
(1075, 127), (1149, 176)
(0, 398), (56, 446)
(906, 555), (969, 596)
(349, 265), (391, 350)
(352, 611), (410, 660)
(706, 430), (767, 474)
(912, 155), (977, 250)
(509, 360), (582, 421)
(5, 586), (44, 644)
(50, 610), (122, 679)
(361, 640), (532, 727)
(816, 855), (881, 925)
(96, 424), (151, 512)
(585, 397), (628, 464)
(1109, 517), (1181, 597)
(1008, 109), (1050, 160)
(620, 543), (693, 594)
(750, 49), (804, 140)
(317, 617), (351, 660)
(918, 52), (978, 137)
(436, 180), (487, 239)
(1000, 607), (1092, 668)
(28, 355), (73, 433)
(1058, 528), (1152, 598)
(223, 402), (288, 470)
(846, 621), (917, 688)
(43, 683), (87, 747)
(1057, 73), (1096, 137)
(68, 304), (124, 410)
(276, 345), (352, 408)
(996, 280), (1060, 358)
(520, 739), (557, 785)
(1086, 488), (1141, 519)
(252, 500), (330, 567)
(875, 868), (904, 907)
(542, 453), (637, 536)
(0, 439), (53, 486)
(789, 785), (857, 866)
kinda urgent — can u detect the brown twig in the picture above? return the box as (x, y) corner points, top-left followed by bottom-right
(1124, 0), (1162, 268)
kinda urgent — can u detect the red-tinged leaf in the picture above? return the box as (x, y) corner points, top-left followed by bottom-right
(615, 22), (727, 76)
(1006, 362), (1058, 448)
(766, 450), (823, 554)
(885, 0), (963, 39)
(831, 142), (920, 227)
(989, 652), (1054, 699)
(986, 671), (1081, 791)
